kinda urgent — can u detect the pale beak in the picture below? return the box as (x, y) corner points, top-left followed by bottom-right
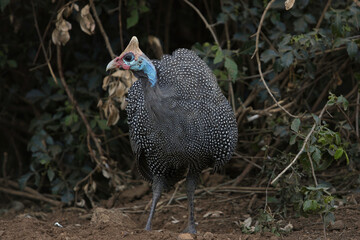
(106, 58), (117, 71)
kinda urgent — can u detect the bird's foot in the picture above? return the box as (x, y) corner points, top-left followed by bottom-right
(145, 224), (151, 231)
(182, 224), (197, 234)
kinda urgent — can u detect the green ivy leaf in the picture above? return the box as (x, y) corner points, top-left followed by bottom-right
(334, 132), (341, 145)
(344, 151), (349, 164)
(260, 49), (279, 63)
(64, 115), (73, 126)
(337, 95), (349, 110)
(47, 168), (55, 182)
(291, 118), (301, 133)
(333, 12), (342, 35)
(213, 69), (227, 81)
(324, 212), (335, 225)
(39, 154), (52, 165)
(347, 41), (358, 58)
(61, 187), (74, 203)
(64, 113), (78, 126)
(294, 17), (308, 33)
(139, 4), (149, 13)
(304, 14), (316, 24)
(281, 51), (294, 68)
(303, 199), (320, 212)
(18, 172), (34, 190)
(90, 119), (97, 128)
(224, 57), (238, 81)
(97, 119), (109, 130)
(333, 38), (348, 48)
(312, 147), (321, 165)
(213, 48), (224, 64)
(289, 134), (297, 145)
(49, 145), (62, 157)
(312, 113), (320, 125)
(308, 145), (315, 153)
(334, 147), (344, 160)
(0, 0), (10, 11)
(127, 9), (139, 29)
(7, 59), (17, 68)
(26, 89), (46, 102)
(46, 135), (54, 145)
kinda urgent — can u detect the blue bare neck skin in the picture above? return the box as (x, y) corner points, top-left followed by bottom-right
(132, 54), (157, 87)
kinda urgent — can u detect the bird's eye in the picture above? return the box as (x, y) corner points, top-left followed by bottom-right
(124, 53), (134, 62)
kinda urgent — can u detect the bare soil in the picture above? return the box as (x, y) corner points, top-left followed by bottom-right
(1, 180), (360, 240)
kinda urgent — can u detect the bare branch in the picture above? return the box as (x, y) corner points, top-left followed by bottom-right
(271, 103), (328, 185)
(306, 146), (318, 186)
(31, 1), (58, 84)
(183, 0), (220, 47)
(89, 0), (116, 58)
(56, 45), (104, 163)
(0, 179), (62, 207)
(118, 0), (124, 50)
(316, 0), (332, 29)
(356, 89), (359, 138)
(252, 0), (296, 118)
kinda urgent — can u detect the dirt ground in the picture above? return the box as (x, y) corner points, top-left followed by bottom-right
(1, 180), (360, 240)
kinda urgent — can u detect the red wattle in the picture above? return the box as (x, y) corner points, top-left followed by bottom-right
(121, 63), (130, 70)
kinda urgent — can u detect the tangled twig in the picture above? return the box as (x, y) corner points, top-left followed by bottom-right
(307, 145), (318, 186)
(31, 1), (58, 84)
(89, 0), (116, 58)
(56, 45), (108, 191)
(0, 179), (62, 206)
(252, 0), (296, 118)
(271, 103), (328, 185)
(183, 0), (220, 47)
(316, 0), (332, 29)
(32, 1), (108, 195)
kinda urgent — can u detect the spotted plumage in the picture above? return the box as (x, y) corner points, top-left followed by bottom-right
(106, 37), (237, 234)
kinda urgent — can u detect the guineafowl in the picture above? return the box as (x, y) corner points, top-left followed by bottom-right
(106, 36), (238, 233)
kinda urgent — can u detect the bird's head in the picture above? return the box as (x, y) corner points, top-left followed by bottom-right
(106, 36), (157, 86)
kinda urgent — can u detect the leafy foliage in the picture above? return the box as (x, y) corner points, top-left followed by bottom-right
(300, 186), (335, 226)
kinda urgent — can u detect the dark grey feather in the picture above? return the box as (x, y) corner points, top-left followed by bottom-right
(126, 48), (237, 185)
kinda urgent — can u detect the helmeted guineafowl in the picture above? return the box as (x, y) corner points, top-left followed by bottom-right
(106, 36), (238, 234)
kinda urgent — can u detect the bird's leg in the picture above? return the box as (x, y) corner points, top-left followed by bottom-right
(183, 172), (198, 234)
(145, 176), (164, 231)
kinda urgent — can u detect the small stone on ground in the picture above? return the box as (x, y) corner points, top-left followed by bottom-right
(177, 233), (194, 240)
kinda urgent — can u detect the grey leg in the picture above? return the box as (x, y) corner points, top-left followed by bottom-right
(183, 173), (198, 234)
(145, 176), (164, 231)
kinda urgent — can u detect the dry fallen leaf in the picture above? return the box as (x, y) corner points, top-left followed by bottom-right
(72, 3), (79, 12)
(63, 5), (73, 18)
(102, 169), (110, 179)
(102, 99), (120, 126)
(109, 102), (120, 126)
(285, 0), (295, 10)
(354, 0), (360, 7)
(171, 216), (180, 224)
(51, 3), (80, 46)
(120, 96), (127, 110)
(243, 217), (252, 228)
(57, 19), (72, 32)
(177, 233), (194, 240)
(52, 19), (72, 46)
(202, 210), (223, 218)
(102, 76), (110, 90)
(280, 222), (293, 232)
(115, 82), (127, 98)
(99, 70), (137, 125)
(52, 5), (73, 47)
(97, 99), (103, 108)
(79, 5), (95, 35)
